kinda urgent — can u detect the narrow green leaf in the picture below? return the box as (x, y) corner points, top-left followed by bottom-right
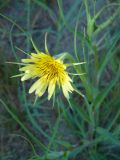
(93, 68), (120, 109)
(97, 127), (120, 146)
(0, 99), (47, 151)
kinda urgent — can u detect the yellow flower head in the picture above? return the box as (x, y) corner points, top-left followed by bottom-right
(19, 52), (74, 100)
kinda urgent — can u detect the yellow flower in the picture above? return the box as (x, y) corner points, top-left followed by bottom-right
(19, 52), (74, 100)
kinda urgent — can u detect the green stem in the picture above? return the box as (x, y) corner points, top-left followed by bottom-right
(74, 88), (94, 127)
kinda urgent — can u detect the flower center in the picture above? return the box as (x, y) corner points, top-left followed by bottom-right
(39, 57), (66, 82)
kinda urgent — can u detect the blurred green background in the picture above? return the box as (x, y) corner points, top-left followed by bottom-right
(0, 0), (120, 160)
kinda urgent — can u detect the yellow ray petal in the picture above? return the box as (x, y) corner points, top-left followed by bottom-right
(65, 81), (74, 92)
(29, 78), (41, 94)
(48, 79), (56, 100)
(19, 65), (34, 71)
(21, 58), (37, 63)
(31, 76), (48, 96)
(21, 74), (32, 81)
(35, 82), (48, 97)
(62, 85), (70, 99)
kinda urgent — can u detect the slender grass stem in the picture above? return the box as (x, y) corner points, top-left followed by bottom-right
(74, 88), (95, 127)
(0, 99), (47, 151)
